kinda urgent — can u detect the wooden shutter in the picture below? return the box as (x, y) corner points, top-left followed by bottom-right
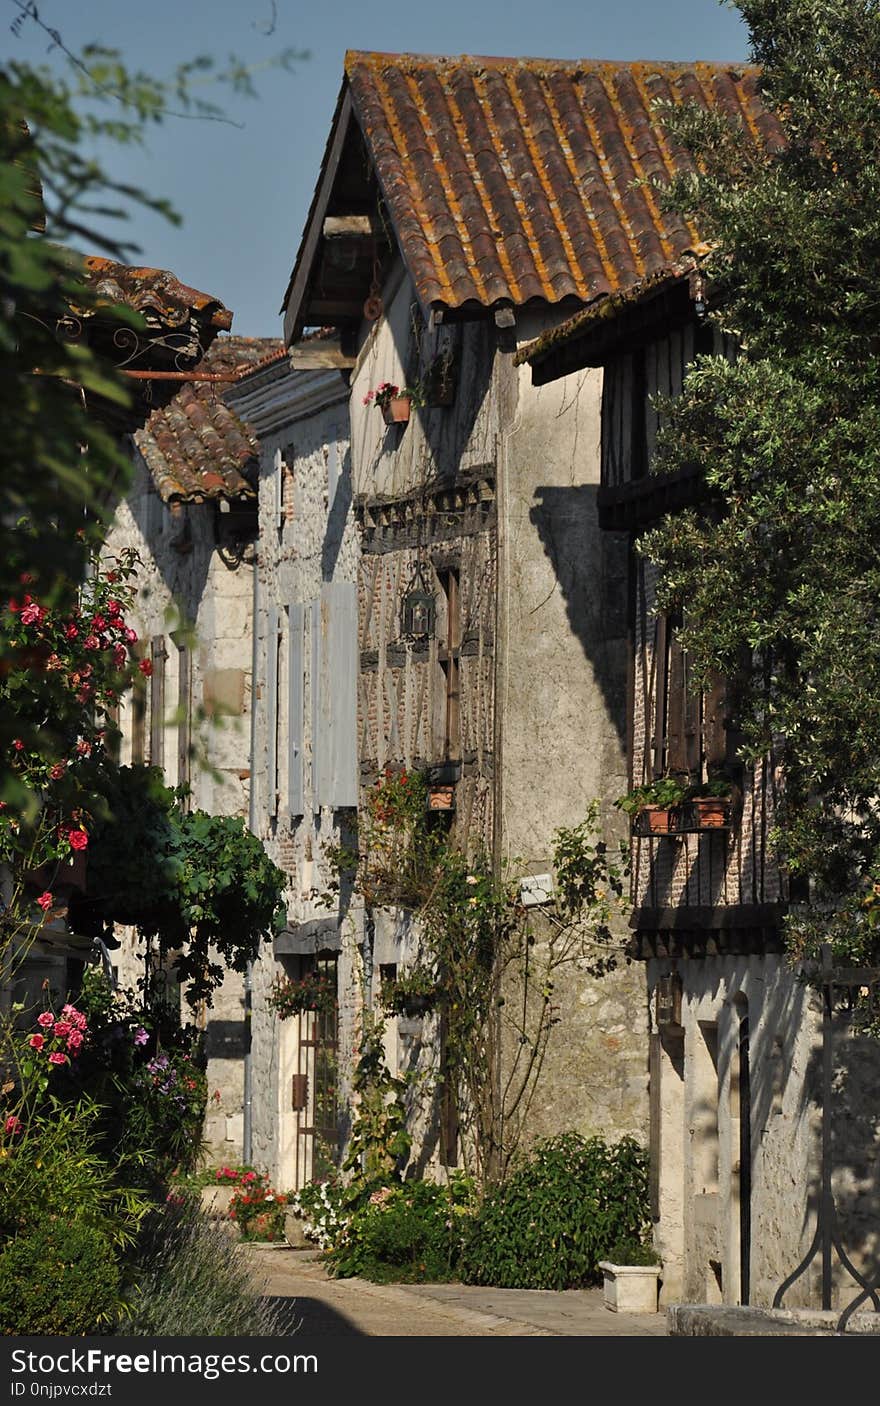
(267, 605), (279, 818)
(310, 599), (322, 812)
(176, 639), (191, 805)
(288, 602), (305, 819)
(703, 671), (728, 770)
(149, 635), (166, 769)
(326, 582), (358, 808)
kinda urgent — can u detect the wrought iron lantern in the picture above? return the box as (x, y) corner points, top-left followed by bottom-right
(400, 561), (436, 640)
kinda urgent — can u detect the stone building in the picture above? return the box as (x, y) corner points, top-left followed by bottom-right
(103, 330), (281, 1160)
(224, 349), (357, 1189)
(8, 260), (239, 1029)
(267, 51), (763, 1181)
(519, 79), (880, 1310)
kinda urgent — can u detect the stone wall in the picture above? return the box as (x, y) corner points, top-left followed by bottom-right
(103, 446), (254, 1162)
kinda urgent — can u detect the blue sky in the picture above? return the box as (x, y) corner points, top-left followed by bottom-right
(7, 0), (751, 337)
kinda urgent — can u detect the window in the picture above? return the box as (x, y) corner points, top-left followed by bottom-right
(437, 567), (461, 762)
(649, 610), (727, 783)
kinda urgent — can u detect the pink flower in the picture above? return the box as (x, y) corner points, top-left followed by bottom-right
(66, 1030), (84, 1052)
(107, 600), (122, 616)
(49, 762), (66, 780)
(45, 654), (63, 672)
(12, 739), (23, 752)
(68, 829), (88, 852)
(36, 891), (53, 913)
(48, 1052), (67, 1066)
(91, 615), (107, 632)
(65, 622), (78, 640)
(36, 1011), (55, 1029)
(83, 634), (100, 651)
(62, 1005), (88, 1031)
(28, 1034), (45, 1051)
(20, 602), (44, 626)
(112, 644), (127, 668)
(133, 1026), (149, 1046)
(4, 1116), (22, 1136)
(124, 627), (138, 644)
(138, 658), (153, 677)
(75, 740), (91, 757)
(52, 1020), (72, 1039)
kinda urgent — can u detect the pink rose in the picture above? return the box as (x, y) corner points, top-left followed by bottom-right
(107, 600), (122, 616)
(138, 658), (153, 677)
(12, 739), (23, 752)
(83, 634), (100, 651)
(68, 829), (88, 852)
(36, 1011), (54, 1029)
(52, 1020), (72, 1038)
(4, 1116), (21, 1136)
(20, 602), (44, 626)
(124, 627), (138, 644)
(65, 622), (78, 640)
(112, 644), (127, 668)
(62, 1005), (88, 1031)
(75, 740), (91, 757)
(91, 615), (107, 632)
(36, 891), (53, 913)
(48, 1052), (67, 1066)
(49, 762), (66, 779)
(28, 1034), (44, 1051)
(66, 1030), (84, 1052)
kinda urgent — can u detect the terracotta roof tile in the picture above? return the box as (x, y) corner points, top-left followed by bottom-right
(342, 52), (781, 315)
(133, 337), (282, 503)
(78, 256), (233, 331)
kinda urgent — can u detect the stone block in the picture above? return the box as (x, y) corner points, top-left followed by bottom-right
(203, 668), (246, 716)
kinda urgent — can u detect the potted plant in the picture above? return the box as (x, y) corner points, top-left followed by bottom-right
(686, 776), (732, 829)
(378, 964), (438, 1018)
(598, 1241), (662, 1313)
(614, 777), (688, 835)
(363, 380), (425, 426)
(267, 970), (336, 1020)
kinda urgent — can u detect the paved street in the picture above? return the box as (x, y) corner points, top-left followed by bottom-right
(243, 1245), (668, 1337)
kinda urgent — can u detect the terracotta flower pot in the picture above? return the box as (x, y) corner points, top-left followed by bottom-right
(691, 796), (729, 829)
(643, 805), (678, 835)
(381, 395), (412, 425)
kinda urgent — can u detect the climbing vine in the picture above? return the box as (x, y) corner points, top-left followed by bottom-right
(328, 776), (629, 1185)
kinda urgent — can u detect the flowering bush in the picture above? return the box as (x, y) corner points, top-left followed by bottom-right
(1, 549), (144, 973)
(227, 1170), (289, 1241)
(8, 1001), (90, 1107)
(288, 1178), (347, 1250)
(64, 969), (208, 1192)
(267, 970), (336, 1020)
(325, 1176), (475, 1283)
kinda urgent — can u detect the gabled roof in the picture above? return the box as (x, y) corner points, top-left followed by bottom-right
(78, 257), (233, 334)
(133, 337), (282, 504)
(283, 51), (780, 343)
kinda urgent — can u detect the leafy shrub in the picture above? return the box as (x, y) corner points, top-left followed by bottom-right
(0, 1097), (149, 1249)
(122, 1207), (283, 1335)
(460, 1132), (651, 1289)
(326, 1176), (474, 1283)
(0, 1220), (121, 1334)
(602, 1239), (660, 1266)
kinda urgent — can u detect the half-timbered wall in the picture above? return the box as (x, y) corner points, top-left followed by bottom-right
(630, 557), (783, 919)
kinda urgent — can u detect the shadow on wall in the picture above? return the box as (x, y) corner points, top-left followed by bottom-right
(797, 1010), (880, 1306)
(529, 484), (628, 748)
(322, 445), (353, 583)
(127, 472), (215, 624)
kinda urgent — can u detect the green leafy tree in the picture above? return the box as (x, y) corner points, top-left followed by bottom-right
(640, 0), (880, 981)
